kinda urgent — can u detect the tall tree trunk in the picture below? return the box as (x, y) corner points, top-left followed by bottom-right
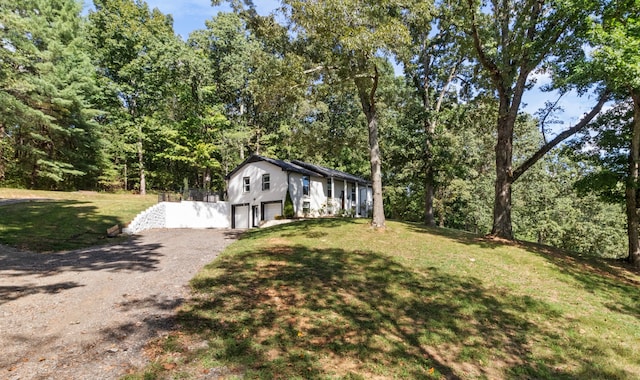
(420, 57), (460, 227)
(424, 110), (438, 225)
(355, 64), (385, 229)
(0, 123), (5, 181)
(491, 98), (516, 239)
(131, 100), (145, 195)
(421, 53), (437, 227)
(424, 171), (435, 226)
(627, 91), (640, 267)
(138, 137), (146, 196)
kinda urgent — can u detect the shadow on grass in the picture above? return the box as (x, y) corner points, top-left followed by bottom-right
(405, 222), (638, 378)
(0, 200), (123, 252)
(517, 241), (640, 324)
(408, 222), (640, 322)
(239, 218), (359, 241)
(177, 242), (583, 379)
(405, 222), (508, 250)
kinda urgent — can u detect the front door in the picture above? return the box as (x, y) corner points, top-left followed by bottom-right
(252, 205), (259, 227)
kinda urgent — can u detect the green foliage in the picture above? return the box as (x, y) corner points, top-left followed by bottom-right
(189, 11), (311, 174)
(513, 153), (627, 258)
(0, 0), (630, 259)
(586, 0), (640, 95)
(570, 102), (631, 203)
(384, 91), (496, 229)
(284, 189), (294, 218)
(0, 0), (104, 189)
(88, 0), (191, 193)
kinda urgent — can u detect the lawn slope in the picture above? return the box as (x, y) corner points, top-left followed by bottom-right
(0, 188), (156, 252)
(138, 219), (640, 379)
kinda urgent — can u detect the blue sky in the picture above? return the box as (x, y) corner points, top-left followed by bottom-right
(82, 0), (282, 39)
(83, 0), (598, 130)
(133, 0), (282, 40)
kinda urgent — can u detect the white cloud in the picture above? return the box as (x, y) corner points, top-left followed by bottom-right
(527, 70), (553, 87)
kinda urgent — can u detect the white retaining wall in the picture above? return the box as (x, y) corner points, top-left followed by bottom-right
(123, 203), (167, 234)
(123, 201), (230, 234)
(165, 201), (230, 229)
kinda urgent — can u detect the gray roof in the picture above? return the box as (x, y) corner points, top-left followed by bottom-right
(292, 160), (371, 185)
(225, 155), (324, 179)
(225, 155), (371, 185)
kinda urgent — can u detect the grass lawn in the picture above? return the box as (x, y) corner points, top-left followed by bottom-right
(0, 188), (157, 252)
(132, 219), (640, 379)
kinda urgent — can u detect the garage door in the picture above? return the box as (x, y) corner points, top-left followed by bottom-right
(233, 204), (249, 229)
(263, 202), (282, 221)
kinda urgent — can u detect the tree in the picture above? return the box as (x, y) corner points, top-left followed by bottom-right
(589, 0), (640, 266)
(514, 149), (626, 258)
(88, 0), (183, 194)
(0, 0), (103, 189)
(284, 0), (432, 229)
(557, 0), (640, 266)
(399, 0), (469, 227)
(191, 9), (309, 173)
(189, 11), (257, 166)
(463, 0), (609, 239)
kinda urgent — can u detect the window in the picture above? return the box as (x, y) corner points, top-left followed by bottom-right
(262, 173), (270, 191)
(351, 185), (356, 201)
(243, 176), (250, 192)
(327, 178), (332, 198)
(302, 175), (310, 196)
(303, 201), (311, 215)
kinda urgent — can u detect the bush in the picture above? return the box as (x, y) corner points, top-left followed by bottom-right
(284, 189), (294, 218)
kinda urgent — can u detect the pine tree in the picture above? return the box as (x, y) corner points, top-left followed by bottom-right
(0, 0), (102, 189)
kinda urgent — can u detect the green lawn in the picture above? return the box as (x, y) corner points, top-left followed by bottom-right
(132, 219), (640, 379)
(0, 188), (157, 252)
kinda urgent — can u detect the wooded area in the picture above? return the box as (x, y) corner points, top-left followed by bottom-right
(1, 0), (638, 264)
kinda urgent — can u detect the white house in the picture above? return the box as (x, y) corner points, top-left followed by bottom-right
(225, 155), (373, 228)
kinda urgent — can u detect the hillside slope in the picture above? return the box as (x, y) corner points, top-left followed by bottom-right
(139, 219), (640, 379)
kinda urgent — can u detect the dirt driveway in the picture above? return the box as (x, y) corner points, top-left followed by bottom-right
(0, 229), (240, 380)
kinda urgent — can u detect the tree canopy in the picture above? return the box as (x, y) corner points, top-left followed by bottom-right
(0, 0), (634, 262)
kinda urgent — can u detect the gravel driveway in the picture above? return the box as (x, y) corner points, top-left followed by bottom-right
(0, 229), (240, 380)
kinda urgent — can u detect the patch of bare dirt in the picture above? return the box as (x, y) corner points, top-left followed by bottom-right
(0, 229), (240, 380)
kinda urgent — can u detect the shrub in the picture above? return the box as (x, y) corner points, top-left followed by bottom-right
(284, 189), (294, 218)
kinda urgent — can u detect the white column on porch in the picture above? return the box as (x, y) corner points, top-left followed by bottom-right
(367, 184), (372, 216)
(344, 179), (348, 210)
(355, 182), (360, 216)
(330, 176), (335, 214)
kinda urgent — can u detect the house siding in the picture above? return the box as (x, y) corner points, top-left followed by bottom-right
(228, 161), (289, 221)
(226, 155), (374, 228)
(288, 173), (325, 217)
(332, 180), (345, 212)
